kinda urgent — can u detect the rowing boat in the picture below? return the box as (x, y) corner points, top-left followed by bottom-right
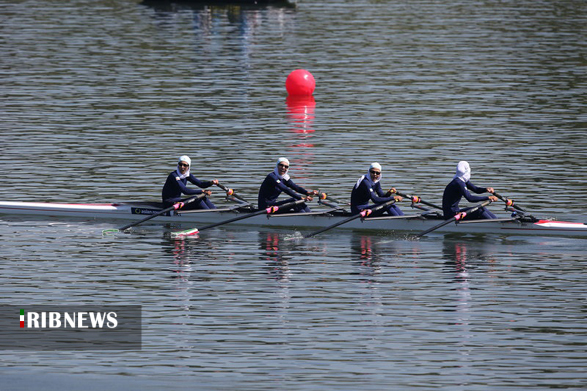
(1, 200), (586, 238)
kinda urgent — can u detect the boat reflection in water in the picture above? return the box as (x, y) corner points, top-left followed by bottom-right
(259, 231), (292, 282)
(141, 0), (296, 32)
(142, 0), (297, 49)
(442, 237), (498, 281)
(350, 235), (382, 277)
(440, 236), (501, 368)
(258, 232), (293, 324)
(141, 0), (296, 11)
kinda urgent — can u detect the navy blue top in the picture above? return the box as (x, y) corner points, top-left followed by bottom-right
(162, 171), (213, 204)
(257, 172), (309, 209)
(442, 178), (490, 218)
(350, 178), (395, 214)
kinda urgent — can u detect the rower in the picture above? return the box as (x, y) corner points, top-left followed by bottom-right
(162, 155), (229, 210)
(257, 157), (319, 213)
(442, 161), (499, 220)
(350, 162), (404, 216)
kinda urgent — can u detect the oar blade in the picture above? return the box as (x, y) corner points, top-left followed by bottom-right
(170, 227), (199, 239)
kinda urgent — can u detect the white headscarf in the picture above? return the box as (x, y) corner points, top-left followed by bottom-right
(176, 155), (191, 180)
(454, 161), (471, 182)
(355, 162), (382, 189)
(274, 157), (290, 181)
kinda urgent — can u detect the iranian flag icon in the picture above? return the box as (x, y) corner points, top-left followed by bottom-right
(20, 309), (24, 328)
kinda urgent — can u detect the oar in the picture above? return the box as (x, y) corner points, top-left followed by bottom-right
(216, 182), (248, 204)
(493, 192), (525, 212)
(304, 199), (396, 239)
(170, 198), (308, 238)
(394, 191), (442, 210)
(415, 200), (491, 238)
(103, 194), (207, 234)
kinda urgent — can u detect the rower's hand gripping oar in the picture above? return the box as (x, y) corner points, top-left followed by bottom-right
(102, 193), (207, 234)
(215, 182), (248, 204)
(170, 197), (309, 239)
(393, 190), (442, 211)
(304, 199), (397, 239)
(415, 200), (492, 238)
(492, 191), (525, 212)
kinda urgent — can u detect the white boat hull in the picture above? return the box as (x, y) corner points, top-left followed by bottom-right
(1, 201), (586, 237)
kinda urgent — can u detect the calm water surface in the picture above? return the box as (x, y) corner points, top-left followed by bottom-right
(1, 0), (586, 389)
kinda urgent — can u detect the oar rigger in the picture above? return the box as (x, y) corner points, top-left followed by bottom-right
(315, 191), (350, 212)
(492, 191), (525, 212)
(506, 207), (538, 223)
(393, 190), (442, 211)
(215, 182), (248, 205)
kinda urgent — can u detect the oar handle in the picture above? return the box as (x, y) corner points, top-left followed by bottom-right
(395, 191), (442, 210)
(493, 192), (525, 212)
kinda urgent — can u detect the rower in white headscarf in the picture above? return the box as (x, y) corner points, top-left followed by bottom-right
(442, 160), (498, 220)
(454, 160), (471, 183)
(354, 162), (382, 189)
(161, 155), (220, 210)
(258, 157), (319, 213)
(274, 157), (291, 181)
(350, 162), (404, 216)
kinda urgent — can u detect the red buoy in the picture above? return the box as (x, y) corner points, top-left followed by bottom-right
(285, 69), (315, 96)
